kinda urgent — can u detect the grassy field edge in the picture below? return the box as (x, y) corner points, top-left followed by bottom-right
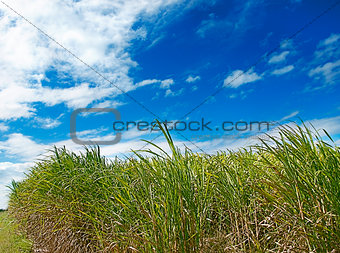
(7, 123), (340, 252)
(0, 210), (32, 252)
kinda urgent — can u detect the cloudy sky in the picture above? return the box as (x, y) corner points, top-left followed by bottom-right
(0, 0), (340, 208)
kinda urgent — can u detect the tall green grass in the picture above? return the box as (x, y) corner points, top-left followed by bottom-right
(8, 123), (340, 252)
(0, 211), (32, 252)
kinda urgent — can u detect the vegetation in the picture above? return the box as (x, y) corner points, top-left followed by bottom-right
(0, 211), (32, 252)
(8, 123), (340, 252)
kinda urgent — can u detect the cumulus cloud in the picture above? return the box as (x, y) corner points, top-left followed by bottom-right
(268, 51), (289, 64)
(185, 75), (200, 83)
(223, 69), (262, 88)
(0, 83), (119, 119)
(160, 79), (174, 89)
(0, 0), (180, 120)
(0, 133), (49, 161)
(272, 65), (294, 75)
(307, 116), (340, 136)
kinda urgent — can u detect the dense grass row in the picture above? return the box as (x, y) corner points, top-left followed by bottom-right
(8, 123), (340, 252)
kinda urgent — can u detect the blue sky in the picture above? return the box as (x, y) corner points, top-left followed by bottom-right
(0, 0), (340, 208)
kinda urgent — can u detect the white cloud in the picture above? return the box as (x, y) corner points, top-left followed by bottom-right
(34, 117), (62, 129)
(272, 65), (294, 75)
(135, 79), (160, 87)
(223, 69), (262, 88)
(1, 115), (338, 164)
(307, 34), (340, 88)
(308, 59), (340, 84)
(280, 39), (293, 50)
(186, 75), (200, 83)
(279, 111), (299, 121)
(179, 116), (340, 154)
(152, 92), (160, 100)
(196, 16), (233, 38)
(165, 89), (173, 97)
(0, 133), (48, 161)
(196, 19), (215, 38)
(0, 84), (119, 119)
(0, 161), (33, 209)
(314, 33), (340, 60)
(0, 0), (180, 120)
(165, 88), (184, 97)
(319, 33), (340, 47)
(0, 123), (9, 132)
(76, 128), (110, 140)
(160, 79), (174, 89)
(306, 116), (340, 136)
(92, 100), (125, 108)
(135, 78), (175, 90)
(228, 89), (252, 100)
(121, 126), (155, 140)
(268, 51), (289, 64)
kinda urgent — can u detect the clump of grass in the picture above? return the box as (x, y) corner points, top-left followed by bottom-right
(8, 122), (340, 252)
(256, 124), (340, 251)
